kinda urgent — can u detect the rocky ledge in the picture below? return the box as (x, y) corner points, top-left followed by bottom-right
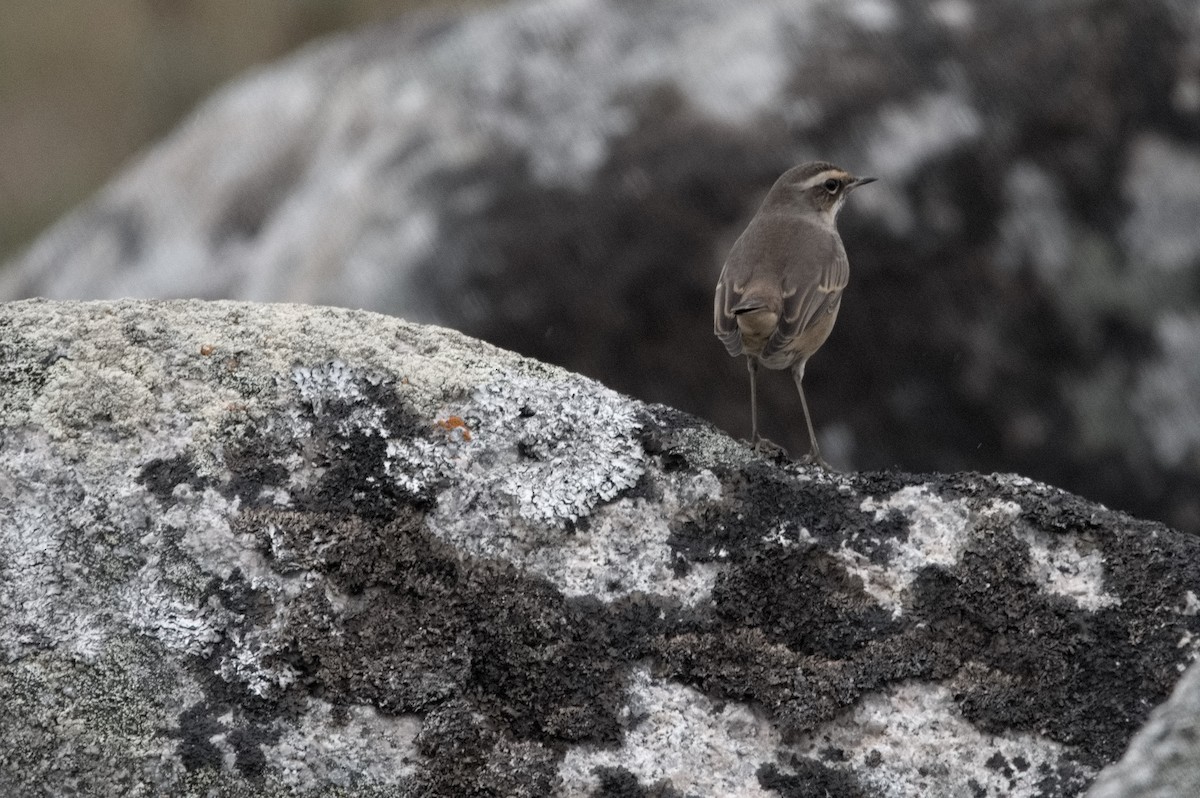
(1, 299), (1197, 797)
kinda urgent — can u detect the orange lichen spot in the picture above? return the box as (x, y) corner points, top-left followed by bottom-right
(436, 415), (472, 441)
(200, 344), (215, 356)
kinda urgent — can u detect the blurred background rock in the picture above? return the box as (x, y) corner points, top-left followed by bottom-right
(3, 0), (1200, 536)
(0, 0), (486, 264)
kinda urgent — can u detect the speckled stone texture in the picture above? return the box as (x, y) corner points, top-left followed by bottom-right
(3, 0), (1200, 540)
(1, 299), (1198, 797)
(1086, 658), (1200, 798)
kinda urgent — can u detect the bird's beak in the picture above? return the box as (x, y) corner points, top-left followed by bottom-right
(851, 176), (877, 189)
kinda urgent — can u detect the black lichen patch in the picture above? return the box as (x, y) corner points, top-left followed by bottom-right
(173, 693), (285, 780)
(467, 577), (629, 743)
(637, 404), (711, 473)
(188, 365), (1200, 790)
(986, 750), (1015, 784)
(655, 623), (954, 740)
(658, 466), (950, 735)
(292, 374), (433, 517)
(0, 334), (59, 416)
(670, 463), (917, 565)
(247, 502), (632, 745)
(230, 503), (472, 710)
(907, 475), (1200, 766)
(1033, 755), (1095, 797)
(220, 425), (291, 506)
(169, 570), (292, 780)
(175, 702), (225, 773)
(713, 547), (898, 658)
(137, 453), (210, 505)
(220, 363), (432, 514)
(226, 496), (664, 791)
(403, 698), (561, 797)
(928, 472), (1200, 765)
(660, 460), (1200, 771)
(591, 766), (686, 798)
(757, 759), (869, 798)
(187, 362), (654, 789)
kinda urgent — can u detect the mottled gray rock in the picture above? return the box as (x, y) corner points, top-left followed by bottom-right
(3, 0), (1200, 539)
(2, 299), (1199, 797)
(1087, 657), (1200, 798)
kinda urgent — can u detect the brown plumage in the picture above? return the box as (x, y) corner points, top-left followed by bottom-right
(714, 161), (875, 467)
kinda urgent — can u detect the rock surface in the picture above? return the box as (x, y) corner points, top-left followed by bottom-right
(2, 299), (1199, 797)
(2, 0), (1200, 538)
(1087, 658), (1200, 798)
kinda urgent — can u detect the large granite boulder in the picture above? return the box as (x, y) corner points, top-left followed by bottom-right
(2, 0), (1199, 539)
(1, 299), (1198, 797)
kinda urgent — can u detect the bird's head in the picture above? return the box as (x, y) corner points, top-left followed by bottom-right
(766, 161), (876, 224)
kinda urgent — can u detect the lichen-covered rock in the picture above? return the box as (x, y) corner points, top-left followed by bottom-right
(3, 0), (1200, 539)
(1086, 657), (1200, 798)
(2, 299), (1198, 797)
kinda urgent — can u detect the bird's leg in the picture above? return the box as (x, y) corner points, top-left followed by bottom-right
(792, 360), (833, 469)
(746, 357), (786, 457)
(747, 356), (760, 445)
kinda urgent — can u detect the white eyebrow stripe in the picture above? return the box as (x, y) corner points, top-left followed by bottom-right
(798, 170), (848, 190)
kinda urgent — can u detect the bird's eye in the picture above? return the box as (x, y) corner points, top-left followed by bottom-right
(823, 178), (841, 193)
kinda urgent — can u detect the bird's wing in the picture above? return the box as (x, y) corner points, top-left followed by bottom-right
(713, 272), (746, 356)
(759, 231), (848, 362)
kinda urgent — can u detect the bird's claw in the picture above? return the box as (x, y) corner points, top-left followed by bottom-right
(746, 437), (788, 460)
(796, 451), (836, 471)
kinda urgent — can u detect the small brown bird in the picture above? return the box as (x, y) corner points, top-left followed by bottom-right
(714, 161), (875, 467)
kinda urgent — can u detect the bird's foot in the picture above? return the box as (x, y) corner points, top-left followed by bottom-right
(796, 451), (837, 471)
(746, 436), (789, 460)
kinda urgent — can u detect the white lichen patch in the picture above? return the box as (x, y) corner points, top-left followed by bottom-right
(848, 486), (974, 617)
(557, 666), (781, 797)
(990, 473), (1038, 490)
(466, 375), (645, 523)
(761, 519), (816, 550)
(266, 699), (423, 788)
(167, 487), (286, 591)
(786, 682), (1093, 798)
(413, 373), (645, 539)
(217, 627), (301, 699)
(385, 436), (445, 494)
(288, 360), (391, 437)
(520, 468), (723, 606)
(416, 376), (719, 604)
(125, 590), (226, 658)
(1176, 631), (1200, 669)
(1015, 526), (1121, 612)
(0, 430), (185, 663)
(0, 454), (74, 660)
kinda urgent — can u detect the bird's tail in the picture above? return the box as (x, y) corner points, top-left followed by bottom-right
(731, 298), (768, 315)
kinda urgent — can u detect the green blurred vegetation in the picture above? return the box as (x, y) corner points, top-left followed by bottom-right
(0, 0), (489, 264)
